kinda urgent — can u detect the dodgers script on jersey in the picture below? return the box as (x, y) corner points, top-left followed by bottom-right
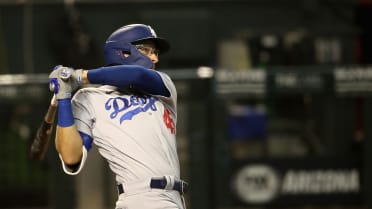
(59, 71), (180, 186)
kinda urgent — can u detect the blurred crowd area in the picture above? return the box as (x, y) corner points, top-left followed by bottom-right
(0, 0), (372, 209)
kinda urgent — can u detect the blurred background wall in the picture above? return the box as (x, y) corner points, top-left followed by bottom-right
(0, 0), (371, 209)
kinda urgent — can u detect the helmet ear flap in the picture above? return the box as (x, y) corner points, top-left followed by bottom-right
(104, 41), (153, 68)
(104, 42), (135, 66)
(122, 44), (153, 69)
(120, 43), (132, 54)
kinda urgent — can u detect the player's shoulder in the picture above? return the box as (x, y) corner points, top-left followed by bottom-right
(74, 85), (116, 97)
(158, 70), (177, 92)
(158, 70), (172, 80)
(78, 85), (115, 93)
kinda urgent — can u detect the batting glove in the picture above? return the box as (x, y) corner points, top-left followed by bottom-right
(49, 65), (83, 100)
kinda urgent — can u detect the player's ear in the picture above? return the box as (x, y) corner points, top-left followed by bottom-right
(122, 52), (130, 58)
(122, 43), (131, 58)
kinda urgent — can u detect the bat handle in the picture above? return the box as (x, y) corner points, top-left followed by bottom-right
(29, 95), (58, 160)
(51, 94), (57, 106)
(45, 95), (58, 124)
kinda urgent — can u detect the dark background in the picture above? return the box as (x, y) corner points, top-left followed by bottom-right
(0, 0), (371, 209)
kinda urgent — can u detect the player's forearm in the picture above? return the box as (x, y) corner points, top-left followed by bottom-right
(55, 98), (83, 165)
(81, 65), (170, 97)
(55, 125), (83, 165)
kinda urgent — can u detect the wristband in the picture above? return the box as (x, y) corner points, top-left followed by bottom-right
(58, 99), (75, 127)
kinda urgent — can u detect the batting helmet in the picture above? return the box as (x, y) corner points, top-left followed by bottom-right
(104, 24), (170, 68)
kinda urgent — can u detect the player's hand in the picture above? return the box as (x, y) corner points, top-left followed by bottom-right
(49, 65), (83, 100)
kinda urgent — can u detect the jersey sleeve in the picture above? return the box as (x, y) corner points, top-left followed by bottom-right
(157, 71), (177, 113)
(59, 147), (88, 175)
(58, 89), (95, 175)
(72, 90), (95, 136)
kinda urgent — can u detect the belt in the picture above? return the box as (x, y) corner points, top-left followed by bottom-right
(117, 176), (189, 195)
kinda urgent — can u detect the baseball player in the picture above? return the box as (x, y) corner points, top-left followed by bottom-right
(49, 24), (188, 209)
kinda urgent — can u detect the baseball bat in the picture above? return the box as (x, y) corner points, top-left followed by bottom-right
(30, 95), (58, 161)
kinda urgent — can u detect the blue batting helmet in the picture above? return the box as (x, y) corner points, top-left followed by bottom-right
(104, 24), (170, 68)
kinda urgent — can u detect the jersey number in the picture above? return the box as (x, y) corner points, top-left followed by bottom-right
(163, 109), (175, 135)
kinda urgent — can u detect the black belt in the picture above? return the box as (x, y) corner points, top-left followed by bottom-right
(117, 177), (189, 195)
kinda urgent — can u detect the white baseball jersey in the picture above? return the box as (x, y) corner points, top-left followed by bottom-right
(59, 71), (180, 186)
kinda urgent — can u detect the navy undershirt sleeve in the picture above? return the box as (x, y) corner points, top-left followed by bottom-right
(87, 65), (170, 97)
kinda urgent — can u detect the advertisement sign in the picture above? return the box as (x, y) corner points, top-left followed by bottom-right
(334, 66), (372, 96)
(216, 70), (266, 97)
(231, 157), (362, 207)
(273, 71), (325, 93)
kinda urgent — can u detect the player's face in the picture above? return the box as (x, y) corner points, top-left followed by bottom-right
(135, 40), (159, 69)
